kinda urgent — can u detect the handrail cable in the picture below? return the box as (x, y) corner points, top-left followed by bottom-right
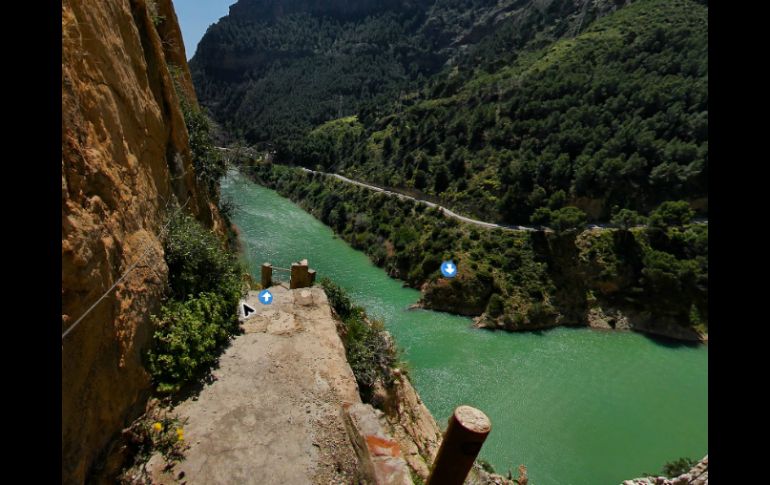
(61, 196), (191, 341)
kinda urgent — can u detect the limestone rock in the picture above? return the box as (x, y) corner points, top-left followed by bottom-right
(62, 0), (223, 481)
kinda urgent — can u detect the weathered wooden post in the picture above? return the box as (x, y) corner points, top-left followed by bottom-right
(290, 259), (310, 289)
(426, 405), (491, 485)
(261, 262), (272, 289)
(308, 269), (316, 285)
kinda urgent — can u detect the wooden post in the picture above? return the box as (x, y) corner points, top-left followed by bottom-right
(261, 263), (272, 289)
(426, 406), (491, 485)
(290, 261), (310, 289)
(308, 269), (316, 285)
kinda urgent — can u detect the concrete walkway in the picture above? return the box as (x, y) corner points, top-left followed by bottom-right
(149, 286), (362, 484)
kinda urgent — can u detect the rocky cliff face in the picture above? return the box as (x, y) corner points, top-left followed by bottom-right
(61, 0), (223, 482)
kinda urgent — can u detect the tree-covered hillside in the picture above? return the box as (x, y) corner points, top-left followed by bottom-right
(191, 0), (627, 148)
(289, 0), (707, 224)
(242, 162), (707, 338)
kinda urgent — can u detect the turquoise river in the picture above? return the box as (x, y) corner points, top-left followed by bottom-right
(222, 170), (708, 485)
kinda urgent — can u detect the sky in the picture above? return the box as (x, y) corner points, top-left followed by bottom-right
(173, 0), (237, 60)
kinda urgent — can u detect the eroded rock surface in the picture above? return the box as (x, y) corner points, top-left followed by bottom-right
(61, 0), (222, 482)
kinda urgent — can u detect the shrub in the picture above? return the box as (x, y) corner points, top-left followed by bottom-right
(643, 457), (698, 478)
(178, 97), (226, 195)
(119, 403), (188, 483)
(146, 211), (244, 393)
(321, 277), (398, 403)
(320, 277), (354, 318)
(147, 292), (238, 393)
(550, 206), (588, 233)
(147, 0), (165, 27)
(486, 293), (505, 318)
(648, 200), (694, 230)
(477, 458), (496, 474)
(164, 212), (243, 307)
(661, 457), (698, 477)
(611, 208), (645, 229)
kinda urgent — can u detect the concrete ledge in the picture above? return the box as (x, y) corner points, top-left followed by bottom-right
(342, 402), (413, 485)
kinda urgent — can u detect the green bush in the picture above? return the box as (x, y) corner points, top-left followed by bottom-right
(648, 201), (695, 230)
(643, 456), (698, 478)
(477, 458), (496, 474)
(611, 208), (645, 229)
(320, 277), (354, 318)
(146, 211), (244, 393)
(178, 95), (226, 195)
(164, 212), (243, 307)
(549, 207), (588, 233)
(486, 293), (505, 318)
(321, 277), (398, 403)
(147, 292), (237, 393)
(661, 457), (698, 477)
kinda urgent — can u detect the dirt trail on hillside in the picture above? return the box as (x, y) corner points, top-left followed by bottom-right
(149, 286), (362, 484)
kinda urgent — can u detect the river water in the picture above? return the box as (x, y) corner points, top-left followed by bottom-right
(221, 170), (708, 484)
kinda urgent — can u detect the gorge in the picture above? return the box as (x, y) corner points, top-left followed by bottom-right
(221, 169), (708, 485)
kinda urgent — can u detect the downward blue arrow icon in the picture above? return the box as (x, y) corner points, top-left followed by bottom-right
(441, 261), (457, 278)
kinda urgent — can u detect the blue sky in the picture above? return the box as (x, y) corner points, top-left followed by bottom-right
(173, 0), (237, 60)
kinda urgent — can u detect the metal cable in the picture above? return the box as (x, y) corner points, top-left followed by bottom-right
(61, 196), (191, 340)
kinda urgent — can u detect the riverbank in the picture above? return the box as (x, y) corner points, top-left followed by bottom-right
(238, 163), (708, 343)
(220, 169), (708, 484)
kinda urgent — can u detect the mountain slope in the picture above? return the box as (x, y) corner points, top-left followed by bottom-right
(190, 0), (628, 148)
(293, 0), (708, 223)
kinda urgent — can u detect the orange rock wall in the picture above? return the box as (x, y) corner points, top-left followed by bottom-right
(61, 0), (221, 482)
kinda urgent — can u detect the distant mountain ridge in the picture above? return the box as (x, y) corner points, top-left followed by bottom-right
(190, 0), (628, 146)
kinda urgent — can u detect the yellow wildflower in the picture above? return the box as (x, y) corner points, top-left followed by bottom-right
(176, 428), (184, 441)
(152, 422), (163, 432)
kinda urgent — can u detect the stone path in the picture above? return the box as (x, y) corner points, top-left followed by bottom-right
(149, 286), (362, 484)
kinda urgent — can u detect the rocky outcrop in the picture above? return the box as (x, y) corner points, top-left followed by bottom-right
(376, 369), (443, 480)
(61, 0), (222, 482)
(342, 402), (414, 485)
(465, 228), (707, 342)
(373, 356), (514, 485)
(419, 271), (496, 317)
(587, 306), (704, 342)
(622, 455), (708, 485)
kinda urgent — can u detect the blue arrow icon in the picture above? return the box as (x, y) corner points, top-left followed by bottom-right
(258, 289), (273, 305)
(440, 261), (457, 278)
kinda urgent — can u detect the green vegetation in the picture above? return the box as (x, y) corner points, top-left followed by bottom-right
(244, 163), (707, 334)
(642, 456), (699, 478)
(118, 403), (188, 484)
(661, 457), (699, 477)
(147, 0), (165, 27)
(190, 0), (607, 149)
(146, 211), (245, 394)
(179, 98), (226, 195)
(168, 63), (227, 197)
(320, 277), (399, 403)
(611, 208), (646, 229)
(286, 0), (707, 225)
(530, 206), (588, 233)
(477, 458), (496, 474)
